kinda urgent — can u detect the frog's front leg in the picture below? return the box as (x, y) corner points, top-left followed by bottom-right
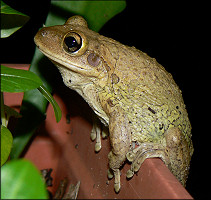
(90, 114), (102, 152)
(90, 114), (109, 152)
(108, 108), (131, 193)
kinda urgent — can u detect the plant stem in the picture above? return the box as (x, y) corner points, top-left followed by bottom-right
(1, 92), (7, 127)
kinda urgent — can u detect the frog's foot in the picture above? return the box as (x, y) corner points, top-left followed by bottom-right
(126, 142), (169, 178)
(108, 169), (121, 194)
(113, 169), (121, 193)
(107, 167), (121, 193)
(90, 117), (101, 152)
(90, 115), (109, 152)
(108, 150), (128, 193)
(107, 168), (114, 179)
(101, 126), (109, 139)
(107, 152), (122, 193)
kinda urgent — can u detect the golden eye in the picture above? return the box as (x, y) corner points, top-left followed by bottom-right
(63, 32), (82, 53)
(63, 31), (88, 56)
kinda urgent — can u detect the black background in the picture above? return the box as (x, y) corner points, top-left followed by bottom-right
(1, 0), (209, 199)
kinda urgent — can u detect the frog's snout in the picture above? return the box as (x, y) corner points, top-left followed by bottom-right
(34, 28), (48, 46)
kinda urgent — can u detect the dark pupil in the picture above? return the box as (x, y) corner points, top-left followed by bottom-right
(64, 36), (80, 52)
(65, 37), (77, 48)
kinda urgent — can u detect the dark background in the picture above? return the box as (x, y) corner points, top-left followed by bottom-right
(1, 1), (209, 199)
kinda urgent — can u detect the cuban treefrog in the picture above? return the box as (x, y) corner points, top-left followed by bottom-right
(34, 15), (193, 193)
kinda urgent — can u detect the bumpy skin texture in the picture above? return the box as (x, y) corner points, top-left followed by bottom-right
(34, 16), (193, 193)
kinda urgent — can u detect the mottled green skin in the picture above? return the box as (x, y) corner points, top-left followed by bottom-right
(97, 42), (192, 144)
(34, 15), (193, 193)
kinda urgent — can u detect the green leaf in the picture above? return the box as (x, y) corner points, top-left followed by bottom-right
(10, 93), (46, 159)
(2, 105), (22, 127)
(0, 1), (30, 38)
(4, 105), (22, 119)
(1, 159), (48, 199)
(0, 65), (43, 93)
(38, 85), (62, 123)
(49, 0), (126, 31)
(10, 60), (60, 159)
(1, 92), (7, 127)
(1, 126), (13, 166)
(1, 1), (28, 16)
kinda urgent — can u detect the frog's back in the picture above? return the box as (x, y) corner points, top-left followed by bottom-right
(108, 44), (192, 146)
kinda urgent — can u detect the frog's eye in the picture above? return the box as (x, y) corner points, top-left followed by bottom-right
(63, 32), (82, 53)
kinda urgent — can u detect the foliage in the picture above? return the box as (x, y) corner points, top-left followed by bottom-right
(1, 65), (43, 93)
(1, 159), (48, 199)
(0, 1), (30, 38)
(1, 64), (62, 167)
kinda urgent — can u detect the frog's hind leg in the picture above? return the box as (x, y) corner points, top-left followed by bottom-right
(126, 142), (169, 178)
(164, 127), (193, 186)
(90, 114), (109, 152)
(126, 127), (193, 186)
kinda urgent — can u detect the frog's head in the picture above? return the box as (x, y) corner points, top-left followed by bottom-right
(34, 15), (115, 85)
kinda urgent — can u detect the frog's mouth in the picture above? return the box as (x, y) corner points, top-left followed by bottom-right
(37, 47), (85, 71)
(36, 45), (104, 79)
(34, 37), (90, 75)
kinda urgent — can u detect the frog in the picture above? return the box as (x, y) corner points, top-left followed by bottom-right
(34, 15), (193, 193)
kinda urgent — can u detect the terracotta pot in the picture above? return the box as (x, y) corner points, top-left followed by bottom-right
(4, 64), (193, 199)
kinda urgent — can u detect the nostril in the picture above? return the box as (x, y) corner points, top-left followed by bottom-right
(41, 29), (48, 37)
